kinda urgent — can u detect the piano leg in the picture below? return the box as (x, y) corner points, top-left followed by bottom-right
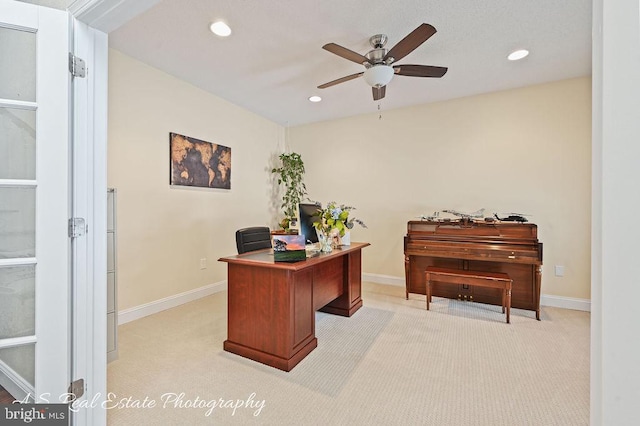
(404, 255), (410, 300)
(535, 266), (542, 321)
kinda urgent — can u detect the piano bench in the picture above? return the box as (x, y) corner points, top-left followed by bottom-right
(425, 267), (513, 324)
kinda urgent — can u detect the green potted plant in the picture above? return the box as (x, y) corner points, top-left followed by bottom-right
(271, 152), (307, 231)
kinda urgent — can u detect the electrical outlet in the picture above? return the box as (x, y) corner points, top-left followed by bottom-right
(555, 265), (565, 277)
(200, 258), (206, 269)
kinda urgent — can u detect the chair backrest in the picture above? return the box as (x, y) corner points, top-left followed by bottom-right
(235, 226), (272, 254)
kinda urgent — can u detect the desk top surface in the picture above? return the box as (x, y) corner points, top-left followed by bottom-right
(219, 242), (370, 271)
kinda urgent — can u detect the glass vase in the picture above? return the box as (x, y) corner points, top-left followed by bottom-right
(318, 232), (332, 253)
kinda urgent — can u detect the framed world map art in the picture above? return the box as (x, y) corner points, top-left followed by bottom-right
(170, 132), (231, 189)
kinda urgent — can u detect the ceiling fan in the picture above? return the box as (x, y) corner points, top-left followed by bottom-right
(318, 23), (448, 101)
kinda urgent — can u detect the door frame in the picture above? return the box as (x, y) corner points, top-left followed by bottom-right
(67, 16), (108, 426)
(67, 1), (161, 424)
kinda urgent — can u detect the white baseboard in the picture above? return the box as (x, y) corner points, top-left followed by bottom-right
(118, 280), (227, 325)
(0, 359), (34, 402)
(363, 273), (405, 287)
(116, 274), (591, 326)
(363, 273), (591, 312)
(539, 294), (591, 312)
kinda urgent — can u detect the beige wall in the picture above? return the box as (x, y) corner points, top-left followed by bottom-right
(290, 77), (592, 300)
(108, 49), (283, 310)
(109, 50), (591, 308)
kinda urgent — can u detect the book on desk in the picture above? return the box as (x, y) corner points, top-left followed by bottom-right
(272, 234), (306, 262)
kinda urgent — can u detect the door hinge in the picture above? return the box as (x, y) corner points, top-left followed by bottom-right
(68, 378), (85, 402)
(68, 53), (86, 78)
(68, 217), (87, 238)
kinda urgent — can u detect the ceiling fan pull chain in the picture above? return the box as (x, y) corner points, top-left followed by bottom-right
(378, 102), (382, 120)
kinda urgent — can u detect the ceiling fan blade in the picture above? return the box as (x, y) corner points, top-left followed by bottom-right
(393, 64), (448, 78)
(372, 86), (386, 101)
(384, 23), (437, 63)
(317, 72), (364, 89)
(323, 43), (370, 65)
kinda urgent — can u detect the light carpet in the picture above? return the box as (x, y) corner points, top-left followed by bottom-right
(107, 283), (589, 425)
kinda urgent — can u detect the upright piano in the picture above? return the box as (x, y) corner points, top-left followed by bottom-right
(404, 220), (543, 320)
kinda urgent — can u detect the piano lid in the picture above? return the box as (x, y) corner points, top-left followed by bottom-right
(405, 220), (542, 264)
(407, 220), (538, 241)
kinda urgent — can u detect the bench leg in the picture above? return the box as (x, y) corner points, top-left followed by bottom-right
(502, 290), (505, 314)
(425, 273), (431, 310)
(505, 288), (511, 324)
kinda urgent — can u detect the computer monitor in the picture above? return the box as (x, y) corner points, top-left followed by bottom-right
(298, 203), (321, 244)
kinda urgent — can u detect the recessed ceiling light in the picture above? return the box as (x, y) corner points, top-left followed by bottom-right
(507, 49), (529, 61)
(210, 21), (231, 37)
(308, 96), (322, 103)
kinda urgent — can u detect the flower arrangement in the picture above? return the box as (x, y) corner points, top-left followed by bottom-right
(312, 202), (367, 238)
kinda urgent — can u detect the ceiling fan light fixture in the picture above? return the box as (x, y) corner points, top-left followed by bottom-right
(363, 65), (394, 88)
(308, 95), (322, 103)
(507, 49), (529, 61)
(210, 21), (231, 37)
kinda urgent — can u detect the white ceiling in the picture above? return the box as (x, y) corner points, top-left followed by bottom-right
(108, 0), (592, 127)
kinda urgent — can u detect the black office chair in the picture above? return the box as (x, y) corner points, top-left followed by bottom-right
(235, 226), (272, 254)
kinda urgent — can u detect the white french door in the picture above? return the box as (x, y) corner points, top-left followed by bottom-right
(0, 0), (70, 402)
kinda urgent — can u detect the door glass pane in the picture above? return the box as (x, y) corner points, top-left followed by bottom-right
(0, 265), (35, 339)
(0, 27), (36, 102)
(0, 107), (36, 179)
(0, 345), (35, 387)
(0, 187), (35, 259)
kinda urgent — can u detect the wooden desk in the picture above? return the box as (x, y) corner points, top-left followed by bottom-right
(218, 242), (369, 371)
